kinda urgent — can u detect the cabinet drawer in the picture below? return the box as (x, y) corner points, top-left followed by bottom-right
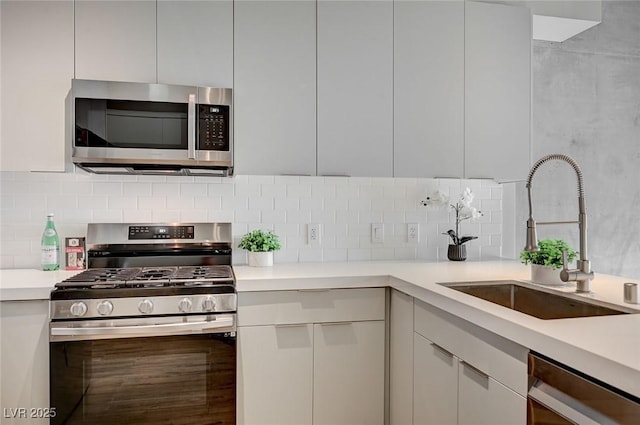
(238, 288), (386, 326)
(414, 299), (527, 396)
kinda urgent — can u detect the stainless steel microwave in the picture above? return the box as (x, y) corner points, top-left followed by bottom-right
(71, 79), (233, 176)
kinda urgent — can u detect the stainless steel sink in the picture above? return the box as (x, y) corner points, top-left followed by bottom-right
(439, 280), (633, 320)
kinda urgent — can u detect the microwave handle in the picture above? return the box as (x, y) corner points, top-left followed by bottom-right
(188, 93), (196, 159)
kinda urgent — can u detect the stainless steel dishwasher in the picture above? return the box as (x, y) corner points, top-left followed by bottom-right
(527, 352), (640, 425)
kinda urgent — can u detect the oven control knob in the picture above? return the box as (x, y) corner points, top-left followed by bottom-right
(138, 299), (154, 314)
(178, 297), (193, 313)
(97, 300), (113, 316)
(202, 296), (216, 312)
(69, 302), (87, 317)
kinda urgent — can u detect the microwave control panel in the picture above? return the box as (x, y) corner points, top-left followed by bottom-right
(198, 105), (229, 151)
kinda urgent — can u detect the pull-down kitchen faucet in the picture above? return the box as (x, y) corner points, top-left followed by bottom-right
(525, 154), (594, 292)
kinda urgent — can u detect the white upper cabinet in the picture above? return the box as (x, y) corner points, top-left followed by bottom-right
(317, 0), (393, 177)
(464, 1), (532, 180)
(234, 0), (316, 176)
(394, 0), (465, 178)
(157, 1), (233, 88)
(0, 0), (74, 172)
(75, 0), (156, 83)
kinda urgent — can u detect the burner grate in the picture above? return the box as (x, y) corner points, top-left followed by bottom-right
(56, 265), (233, 290)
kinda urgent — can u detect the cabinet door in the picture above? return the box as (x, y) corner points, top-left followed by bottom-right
(390, 290), (414, 425)
(237, 324), (313, 425)
(394, 0), (464, 178)
(157, 1), (233, 88)
(75, 0), (156, 83)
(234, 0), (316, 176)
(464, 1), (531, 180)
(0, 0), (73, 172)
(0, 301), (50, 425)
(458, 361), (526, 425)
(413, 333), (458, 425)
(313, 321), (385, 425)
(317, 0), (393, 177)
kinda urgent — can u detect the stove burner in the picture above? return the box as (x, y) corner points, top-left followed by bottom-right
(134, 268), (176, 282)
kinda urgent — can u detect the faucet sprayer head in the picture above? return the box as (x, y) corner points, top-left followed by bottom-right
(525, 218), (539, 252)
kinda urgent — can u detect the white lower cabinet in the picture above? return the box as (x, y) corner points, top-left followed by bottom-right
(414, 332), (526, 425)
(389, 289), (414, 425)
(313, 321), (385, 425)
(413, 299), (528, 425)
(0, 300), (50, 425)
(237, 288), (385, 425)
(458, 361), (526, 425)
(237, 324), (313, 425)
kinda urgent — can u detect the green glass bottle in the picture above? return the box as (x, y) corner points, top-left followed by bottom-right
(41, 213), (60, 271)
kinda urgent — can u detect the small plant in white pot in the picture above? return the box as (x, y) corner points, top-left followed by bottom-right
(238, 230), (281, 267)
(520, 238), (577, 285)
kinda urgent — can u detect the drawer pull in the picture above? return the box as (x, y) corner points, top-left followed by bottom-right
(461, 361), (489, 379)
(274, 323), (307, 328)
(296, 288), (331, 292)
(430, 342), (454, 358)
(320, 321), (352, 326)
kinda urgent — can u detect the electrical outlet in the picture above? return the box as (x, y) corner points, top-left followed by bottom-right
(371, 223), (384, 243)
(308, 223), (320, 245)
(408, 223), (419, 243)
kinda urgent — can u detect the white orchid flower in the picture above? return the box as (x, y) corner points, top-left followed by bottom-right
(460, 187), (474, 208)
(421, 187), (482, 246)
(420, 190), (450, 207)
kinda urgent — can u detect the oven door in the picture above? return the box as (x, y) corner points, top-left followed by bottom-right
(50, 314), (236, 425)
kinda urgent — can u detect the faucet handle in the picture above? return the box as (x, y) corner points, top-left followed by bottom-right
(561, 250), (569, 270)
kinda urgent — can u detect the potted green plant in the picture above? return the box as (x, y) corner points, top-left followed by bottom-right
(238, 229), (281, 267)
(520, 238), (577, 285)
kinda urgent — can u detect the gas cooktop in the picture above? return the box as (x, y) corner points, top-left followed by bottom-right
(57, 265), (234, 289)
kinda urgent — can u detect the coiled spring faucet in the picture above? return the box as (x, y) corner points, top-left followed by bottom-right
(525, 154), (594, 292)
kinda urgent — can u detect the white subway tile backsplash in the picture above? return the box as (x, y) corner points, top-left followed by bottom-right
(93, 182), (123, 196)
(123, 182), (152, 197)
(1, 172), (502, 268)
(208, 183), (235, 197)
(92, 209), (124, 223)
(123, 210), (153, 223)
(152, 183), (180, 196)
(249, 197), (274, 211)
(300, 197), (323, 211)
(234, 209), (261, 224)
(108, 196), (139, 210)
(153, 209), (182, 222)
(287, 184), (312, 198)
(180, 210), (209, 223)
(180, 183), (207, 197)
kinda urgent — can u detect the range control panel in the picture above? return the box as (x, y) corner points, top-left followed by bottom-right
(128, 225), (195, 240)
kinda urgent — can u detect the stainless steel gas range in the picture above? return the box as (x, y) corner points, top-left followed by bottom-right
(49, 223), (236, 425)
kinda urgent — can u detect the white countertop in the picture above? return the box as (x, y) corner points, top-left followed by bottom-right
(0, 269), (81, 301)
(3, 260), (639, 397)
(234, 259), (640, 398)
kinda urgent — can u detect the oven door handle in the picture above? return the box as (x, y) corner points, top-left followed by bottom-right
(50, 316), (234, 341)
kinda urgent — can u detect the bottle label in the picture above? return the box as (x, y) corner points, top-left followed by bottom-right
(42, 245), (59, 265)
(44, 229), (56, 237)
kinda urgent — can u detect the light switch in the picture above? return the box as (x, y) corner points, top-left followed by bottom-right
(371, 223), (384, 243)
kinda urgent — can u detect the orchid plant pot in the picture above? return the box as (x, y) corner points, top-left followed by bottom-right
(447, 244), (467, 261)
(247, 251), (274, 267)
(530, 264), (566, 286)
